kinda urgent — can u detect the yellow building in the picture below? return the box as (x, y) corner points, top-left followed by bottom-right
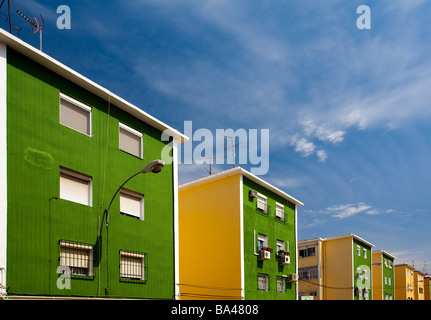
(424, 275), (431, 300)
(298, 234), (374, 300)
(177, 167), (303, 300)
(371, 250), (396, 300)
(414, 270), (425, 300)
(394, 264), (415, 300)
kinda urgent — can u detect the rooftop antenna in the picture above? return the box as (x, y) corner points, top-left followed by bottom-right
(0, 0), (22, 34)
(16, 9), (44, 51)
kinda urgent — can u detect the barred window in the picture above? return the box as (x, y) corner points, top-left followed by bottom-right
(59, 240), (93, 277)
(120, 250), (146, 281)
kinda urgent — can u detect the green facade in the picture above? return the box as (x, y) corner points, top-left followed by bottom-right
(353, 238), (372, 300)
(381, 253), (395, 299)
(242, 177), (297, 300)
(6, 48), (175, 298)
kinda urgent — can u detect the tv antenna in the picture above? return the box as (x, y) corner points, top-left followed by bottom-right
(16, 9), (44, 51)
(0, 0), (22, 34)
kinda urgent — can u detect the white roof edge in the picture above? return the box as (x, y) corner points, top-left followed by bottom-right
(299, 233), (375, 248)
(0, 28), (188, 143)
(324, 233), (375, 248)
(179, 166), (304, 207)
(372, 250), (397, 260)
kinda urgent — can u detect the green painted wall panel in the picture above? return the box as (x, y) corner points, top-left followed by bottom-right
(6, 49), (174, 299)
(242, 177), (297, 300)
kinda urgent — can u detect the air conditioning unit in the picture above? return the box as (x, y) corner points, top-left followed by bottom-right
(249, 190), (258, 199)
(280, 255), (290, 265)
(287, 273), (298, 282)
(259, 250), (271, 260)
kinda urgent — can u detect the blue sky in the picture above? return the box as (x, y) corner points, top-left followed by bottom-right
(3, 0), (431, 271)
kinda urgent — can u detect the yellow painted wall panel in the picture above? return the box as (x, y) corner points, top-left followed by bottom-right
(178, 174), (242, 300)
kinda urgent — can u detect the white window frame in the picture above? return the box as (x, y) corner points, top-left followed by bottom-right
(276, 277), (286, 293)
(257, 274), (269, 291)
(120, 188), (144, 220)
(357, 245), (361, 256)
(276, 240), (285, 253)
(257, 233), (268, 251)
(275, 202), (285, 221)
(59, 167), (92, 206)
(120, 250), (146, 281)
(59, 93), (92, 136)
(256, 193), (268, 213)
(119, 122), (143, 159)
(363, 248), (367, 259)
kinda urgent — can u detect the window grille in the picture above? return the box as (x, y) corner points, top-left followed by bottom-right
(59, 240), (93, 277)
(120, 250), (146, 282)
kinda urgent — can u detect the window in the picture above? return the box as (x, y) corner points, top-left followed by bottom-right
(388, 277), (391, 286)
(59, 240), (93, 277)
(275, 203), (284, 221)
(276, 240), (285, 253)
(120, 188), (144, 220)
(357, 245), (361, 256)
(120, 250), (146, 281)
(299, 266), (319, 280)
(119, 123), (143, 158)
(257, 274), (268, 291)
(256, 193), (268, 213)
(60, 93), (92, 136)
(257, 234), (268, 251)
(276, 277), (285, 293)
(363, 248), (367, 259)
(60, 167), (92, 206)
(299, 246), (315, 258)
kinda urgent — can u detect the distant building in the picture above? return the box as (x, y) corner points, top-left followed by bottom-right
(371, 250), (396, 300)
(414, 270), (425, 300)
(178, 167), (303, 300)
(298, 234), (374, 300)
(394, 264), (415, 300)
(424, 274), (431, 300)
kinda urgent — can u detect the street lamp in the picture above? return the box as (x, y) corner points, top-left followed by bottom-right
(105, 159), (165, 227)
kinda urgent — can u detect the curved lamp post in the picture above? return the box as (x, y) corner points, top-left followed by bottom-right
(105, 159), (165, 227)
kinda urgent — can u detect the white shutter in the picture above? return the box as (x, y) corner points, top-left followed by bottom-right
(120, 189), (144, 219)
(60, 167), (92, 206)
(60, 93), (91, 136)
(119, 123), (143, 158)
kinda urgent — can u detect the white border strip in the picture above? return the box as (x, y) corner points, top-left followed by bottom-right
(172, 140), (180, 300)
(0, 42), (7, 292)
(239, 175), (245, 300)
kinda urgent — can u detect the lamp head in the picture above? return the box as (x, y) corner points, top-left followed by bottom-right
(140, 160), (165, 174)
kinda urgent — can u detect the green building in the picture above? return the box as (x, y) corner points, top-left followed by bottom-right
(0, 28), (187, 299)
(372, 250), (396, 300)
(178, 167), (303, 300)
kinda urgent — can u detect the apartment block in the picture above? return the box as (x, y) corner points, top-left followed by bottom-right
(0, 28), (187, 299)
(394, 264), (415, 300)
(298, 234), (374, 300)
(414, 270), (425, 300)
(178, 167), (303, 300)
(372, 250), (396, 300)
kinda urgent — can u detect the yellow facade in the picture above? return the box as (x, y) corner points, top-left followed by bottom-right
(394, 264), (415, 300)
(297, 239), (323, 300)
(414, 270), (425, 300)
(424, 275), (431, 300)
(178, 172), (242, 300)
(372, 252), (383, 300)
(322, 236), (354, 300)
